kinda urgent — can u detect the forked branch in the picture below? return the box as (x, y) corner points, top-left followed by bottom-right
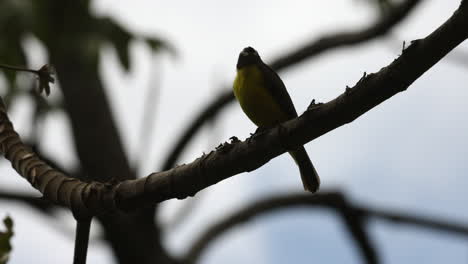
(0, 1), (466, 217)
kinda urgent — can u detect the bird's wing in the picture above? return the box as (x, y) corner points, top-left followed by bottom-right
(260, 62), (298, 118)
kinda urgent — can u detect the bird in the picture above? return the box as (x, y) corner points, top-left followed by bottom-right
(233, 46), (320, 193)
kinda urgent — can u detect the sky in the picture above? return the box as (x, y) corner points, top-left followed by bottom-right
(1, 0), (468, 263)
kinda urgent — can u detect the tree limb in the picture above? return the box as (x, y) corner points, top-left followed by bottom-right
(48, 2), (171, 261)
(183, 192), (468, 263)
(73, 218), (92, 264)
(356, 206), (468, 236)
(339, 200), (378, 264)
(116, 0), (468, 209)
(0, 0), (465, 219)
(161, 0), (422, 171)
(182, 192), (371, 263)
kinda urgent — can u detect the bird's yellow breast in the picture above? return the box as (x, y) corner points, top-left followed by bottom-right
(233, 65), (289, 127)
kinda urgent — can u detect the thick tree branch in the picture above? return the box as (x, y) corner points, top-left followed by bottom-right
(183, 192), (468, 263)
(0, 0), (465, 219)
(116, 0), (468, 209)
(161, 0), (422, 171)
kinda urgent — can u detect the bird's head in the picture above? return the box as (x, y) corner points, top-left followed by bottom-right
(237, 46), (261, 69)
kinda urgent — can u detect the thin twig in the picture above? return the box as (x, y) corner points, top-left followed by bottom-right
(0, 63), (38, 74)
(357, 206), (468, 236)
(0, 190), (56, 212)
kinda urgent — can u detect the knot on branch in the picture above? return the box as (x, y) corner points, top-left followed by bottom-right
(215, 140), (236, 154)
(70, 182), (94, 220)
(356, 72), (375, 87)
(307, 99), (324, 111)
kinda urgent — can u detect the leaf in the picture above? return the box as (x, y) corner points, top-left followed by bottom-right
(0, 216), (14, 264)
(36, 64), (55, 96)
(145, 37), (176, 58)
(98, 18), (132, 71)
(115, 38), (131, 71)
(98, 17), (176, 71)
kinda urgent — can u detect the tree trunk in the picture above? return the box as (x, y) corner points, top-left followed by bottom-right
(51, 50), (175, 264)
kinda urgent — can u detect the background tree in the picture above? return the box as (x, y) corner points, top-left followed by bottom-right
(0, 0), (468, 263)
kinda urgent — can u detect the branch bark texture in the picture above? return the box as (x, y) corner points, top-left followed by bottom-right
(0, 0), (466, 222)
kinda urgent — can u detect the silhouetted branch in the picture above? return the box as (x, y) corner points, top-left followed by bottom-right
(0, 190), (97, 241)
(0, 190), (56, 213)
(385, 34), (468, 68)
(356, 206), (468, 236)
(183, 191), (468, 263)
(0, 0), (465, 218)
(182, 192), (376, 264)
(271, 0), (421, 70)
(161, 0), (422, 171)
(161, 91), (232, 171)
(339, 202), (378, 264)
(0, 64), (55, 96)
(73, 218), (92, 264)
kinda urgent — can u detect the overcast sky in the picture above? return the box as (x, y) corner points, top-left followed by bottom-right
(1, 0), (468, 263)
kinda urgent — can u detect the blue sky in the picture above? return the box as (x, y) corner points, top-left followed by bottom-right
(1, 0), (468, 263)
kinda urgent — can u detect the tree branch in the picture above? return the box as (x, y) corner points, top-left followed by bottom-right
(356, 205), (468, 236)
(182, 192), (371, 263)
(161, 0), (422, 171)
(183, 192), (468, 263)
(0, 190), (56, 213)
(73, 218), (92, 264)
(116, 0), (468, 209)
(271, 0), (422, 70)
(385, 34), (468, 68)
(339, 200), (378, 264)
(0, 64), (55, 96)
(0, 0), (465, 220)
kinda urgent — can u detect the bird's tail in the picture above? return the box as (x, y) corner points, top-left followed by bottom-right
(289, 147), (320, 193)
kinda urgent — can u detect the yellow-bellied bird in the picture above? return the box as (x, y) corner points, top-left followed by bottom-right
(233, 47), (320, 192)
